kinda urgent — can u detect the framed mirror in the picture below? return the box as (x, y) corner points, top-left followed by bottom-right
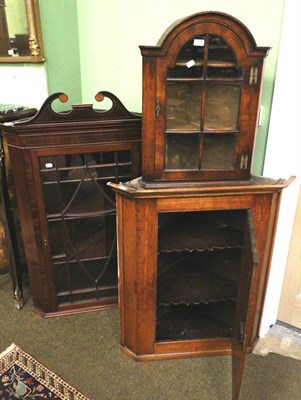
(0, 0), (45, 62)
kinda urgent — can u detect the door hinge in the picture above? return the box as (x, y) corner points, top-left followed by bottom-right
(249, 66), (258, 85)
(240, 154), (249, 170)
(155, 100), (161, 117)
(239, 321), (245, 346)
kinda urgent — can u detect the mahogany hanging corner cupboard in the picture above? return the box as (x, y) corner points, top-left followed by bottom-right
(108, 11), (294, 400)
(3, 91), (141, 317)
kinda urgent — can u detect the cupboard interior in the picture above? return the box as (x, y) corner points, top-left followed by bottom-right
(156, 209), (249, 341)
(164, 34), (242, 172)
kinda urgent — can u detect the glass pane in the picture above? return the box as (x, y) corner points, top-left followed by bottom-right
(50, 214), (117, 303)
(201, 134), (236, 169)
(48, 215), (115, 260)
(167, 36), (205, 79)
(38, 150), (132, 306)
(207, 35), (242, 78)
(40, 151), (132, 216)
(54, 258), (117, 295)
(166, 82), (202, 131)
(204, 84), (241, 131)
(165, 134), (199, 170)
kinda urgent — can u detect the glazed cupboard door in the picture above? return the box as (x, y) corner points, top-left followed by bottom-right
(140, 12), (269, 185)
(164, 36), (242, 174)
(36, 146), (135, 314)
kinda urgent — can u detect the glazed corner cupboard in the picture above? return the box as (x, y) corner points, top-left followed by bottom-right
(108, 12), (294, 400)
(140, 11), (270, 185)
(3, 92), (141, 317)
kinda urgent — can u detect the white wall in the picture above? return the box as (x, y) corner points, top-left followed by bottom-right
(260, 0), (301, 336)
(0, 65), (48, 109)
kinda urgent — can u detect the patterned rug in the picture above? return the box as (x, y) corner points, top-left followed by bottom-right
(0, 343), (90, 399)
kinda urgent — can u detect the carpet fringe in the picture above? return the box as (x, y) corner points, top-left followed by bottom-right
(0, 342), (17, 358)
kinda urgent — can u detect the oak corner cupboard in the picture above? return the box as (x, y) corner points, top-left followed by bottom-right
(3, 92), (141, 317)
(108, 11), (294, 400)
(140, 11), (270, 186)
(109, 176), (294, 400)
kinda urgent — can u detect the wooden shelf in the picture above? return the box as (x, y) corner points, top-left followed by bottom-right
(156, 301), (235, 341)
(157, 259), (238, 306)
(158, 211), (244, 253)
(175, 59), (236, 68)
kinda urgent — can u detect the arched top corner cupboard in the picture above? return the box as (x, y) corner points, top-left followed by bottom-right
(139, 11), (270, 185)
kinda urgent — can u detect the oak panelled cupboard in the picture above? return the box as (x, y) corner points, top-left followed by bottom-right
(109, 12), (294, 400)
(3, 92), (141, 316)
